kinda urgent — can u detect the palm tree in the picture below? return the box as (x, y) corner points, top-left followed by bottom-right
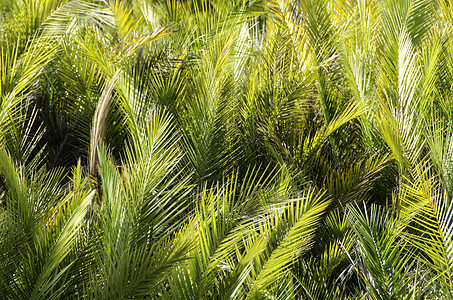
(3, 0), (453, 299)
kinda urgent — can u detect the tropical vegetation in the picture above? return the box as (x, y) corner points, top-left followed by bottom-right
(1, 0), (453, 298)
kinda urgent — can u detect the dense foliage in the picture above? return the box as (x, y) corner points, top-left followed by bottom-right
(1, 0), (453, 298)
